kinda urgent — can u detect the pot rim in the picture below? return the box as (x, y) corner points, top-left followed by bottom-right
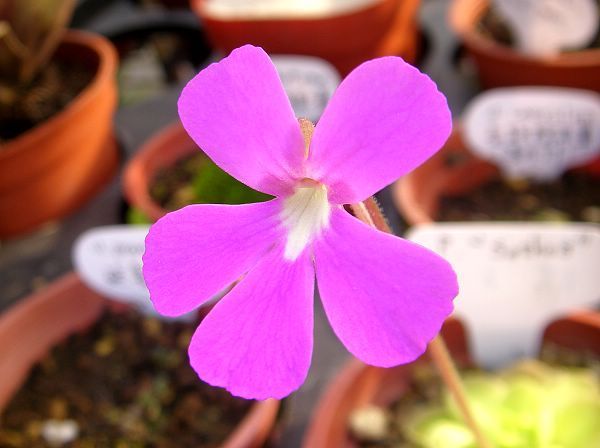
(302, 358), (366, 448)
(0, 30), (118, 161)
(449, 0), (600, 67)
(123, 121), (201, 222)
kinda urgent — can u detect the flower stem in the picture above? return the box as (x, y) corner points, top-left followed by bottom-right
(350, 198), (493, 448)
(427, 336), (494, 448)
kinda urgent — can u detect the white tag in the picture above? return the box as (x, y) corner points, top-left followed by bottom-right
(463, 87), (600, 181)
(492, 0), (599, 54)
(273, 55), (340, 122)
(73, 226), (197, 320)
(407, 223), (600, 369)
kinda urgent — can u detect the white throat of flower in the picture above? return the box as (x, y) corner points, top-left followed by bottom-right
(280, 181), (330, 261)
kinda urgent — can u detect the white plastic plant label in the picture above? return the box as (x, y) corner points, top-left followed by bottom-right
(407, 223), (600, 369)
(73, 226), (196, 320)
(463, 87), (600, 181)
(273, 55), (340, 122)
(492, 0), (599, 54)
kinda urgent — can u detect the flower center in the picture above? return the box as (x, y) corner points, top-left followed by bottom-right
(280, 180), (330, 261)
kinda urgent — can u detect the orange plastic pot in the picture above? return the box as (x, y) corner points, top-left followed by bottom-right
(123, 121), (200, 222)
(303, 311), (600, 447)
(191, 0), (421, 75)
(449, 0), (600, 91)
(0, 31), (119, 239)
(0, 273), (280, 448)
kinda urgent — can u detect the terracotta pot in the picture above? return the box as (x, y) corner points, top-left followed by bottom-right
(123, 121), (200, 222)
(303, 311), (600, 447)
(0, 31), (119, 239)
(191, 0), (421, 75)
(449, 0), (600, 91)
(0, 273), (280, 448)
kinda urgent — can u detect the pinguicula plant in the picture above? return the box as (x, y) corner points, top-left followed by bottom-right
(404, 360), (600, 448)
(144, 44), (494, 446)
(0, 0), (76, 138)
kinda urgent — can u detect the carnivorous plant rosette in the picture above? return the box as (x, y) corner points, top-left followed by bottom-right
(143, 45), (458, 399)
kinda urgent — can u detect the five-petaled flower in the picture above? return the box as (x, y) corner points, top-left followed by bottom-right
(143, 45), (458, 400)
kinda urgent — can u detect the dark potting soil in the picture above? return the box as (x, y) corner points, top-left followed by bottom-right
(437, 172), (600, 223)
(0, 61), (93, 142)
(477, 3), (600, 51)
(150, 153), (271, 211)
(0, 311), (251, 447)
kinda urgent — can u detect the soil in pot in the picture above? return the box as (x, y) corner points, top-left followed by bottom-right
(437, 171), (600, 223)
(0, 61), (94, 142)
(127, 153), (271, 223)
(0, 310), (251, 447)
(476, 2), (600, 52)
(348, 347), (600, 448)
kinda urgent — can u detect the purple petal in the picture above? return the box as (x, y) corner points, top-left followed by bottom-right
(307, 57), (452, 204)
(143, 200), (283, 317)
(178, 45), (305, 197)
(189, 246), (314, 399)
(314, 208), (457, 366)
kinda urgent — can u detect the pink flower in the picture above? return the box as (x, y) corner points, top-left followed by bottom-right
(143, 45), (457, 399)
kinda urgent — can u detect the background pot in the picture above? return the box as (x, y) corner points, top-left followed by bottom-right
(0, 273), (280, 448)
(303, 312), (600, 447)
(393, 127), (498, 225)
(393, 126), (600, 225)
(0, 31), (119, 239)
(97, 8), (212, 106)
(123, 121), (199, 222)
(191, 0), (420, 75)
(449, 0), (600, 91)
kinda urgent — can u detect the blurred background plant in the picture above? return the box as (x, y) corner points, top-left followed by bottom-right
(0, 0), (77, 140)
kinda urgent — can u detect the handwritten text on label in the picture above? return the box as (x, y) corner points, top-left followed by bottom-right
(464, 87), (600, 180)
(408, 223), (600, 368)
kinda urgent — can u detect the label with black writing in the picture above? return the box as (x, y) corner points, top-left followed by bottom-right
(464, 87), (600, 180)
(273, 55), (340, 122)
(73, 226), (203, 320)
(408, 223), (600, 368)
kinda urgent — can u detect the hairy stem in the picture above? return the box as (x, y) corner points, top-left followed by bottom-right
(349, 199), (493, 448)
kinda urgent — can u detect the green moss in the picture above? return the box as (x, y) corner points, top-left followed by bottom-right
(191, 160), (271, 205)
